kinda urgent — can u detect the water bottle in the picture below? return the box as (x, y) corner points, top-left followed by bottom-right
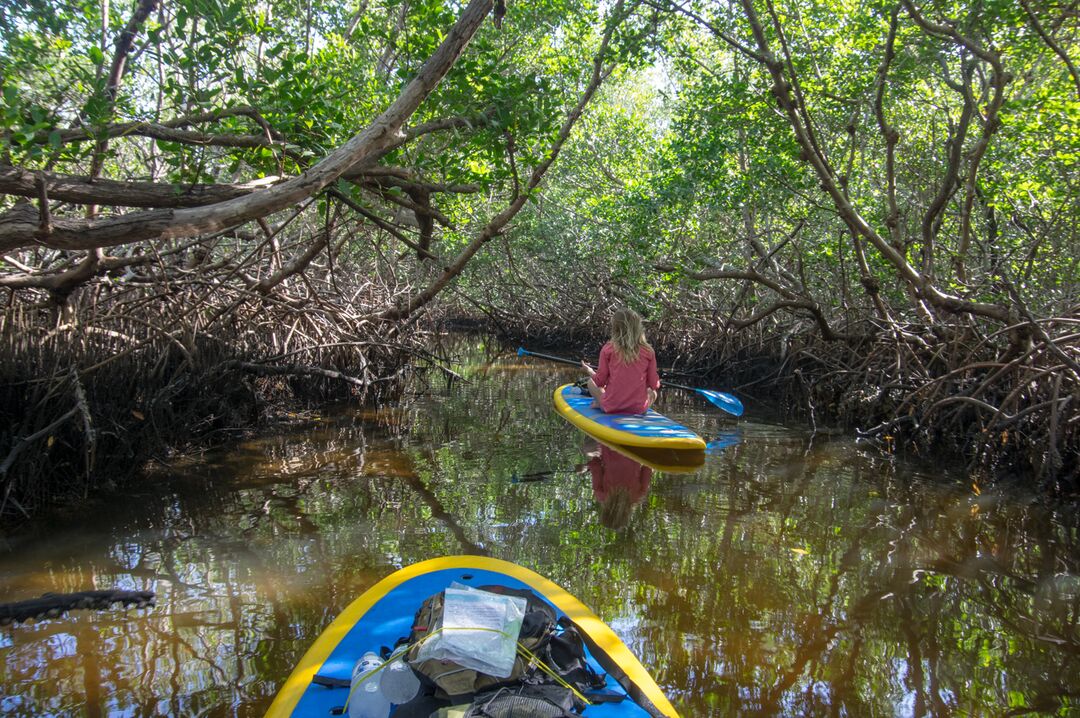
(348, 651), (390, 718)
(378, 646), (420, 704)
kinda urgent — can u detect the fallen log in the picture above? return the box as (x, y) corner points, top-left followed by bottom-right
(0, 589), (155, 625)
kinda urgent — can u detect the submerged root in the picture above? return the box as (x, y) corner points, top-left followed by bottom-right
(0, 589), (156, 625)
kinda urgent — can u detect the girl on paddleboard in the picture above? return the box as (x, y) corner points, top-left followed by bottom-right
(581, 307), (660, 414)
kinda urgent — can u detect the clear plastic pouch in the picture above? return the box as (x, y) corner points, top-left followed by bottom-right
(414, 584), (526, 678)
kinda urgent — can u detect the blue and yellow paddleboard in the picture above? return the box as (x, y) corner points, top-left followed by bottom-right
(553, 384), (706, 451)
(265, 555), (679, 717)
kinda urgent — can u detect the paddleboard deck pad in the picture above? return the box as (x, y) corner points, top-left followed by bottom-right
(553, 384), (706, 450)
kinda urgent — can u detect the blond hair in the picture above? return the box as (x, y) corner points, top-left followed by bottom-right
(599, 488), (634, 530)
(610, 308), (651, 365)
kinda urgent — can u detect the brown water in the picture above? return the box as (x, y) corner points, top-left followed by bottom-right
(1, 341), (1079, 716)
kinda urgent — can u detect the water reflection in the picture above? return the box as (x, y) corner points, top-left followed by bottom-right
(576, 437), (729, 530)
(0, 340), (1078, 717)
(581, 440), (654, 530)
(705, 430), (742, 456)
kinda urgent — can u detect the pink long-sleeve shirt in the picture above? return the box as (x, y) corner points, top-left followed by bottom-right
(593, 342), (660, 414)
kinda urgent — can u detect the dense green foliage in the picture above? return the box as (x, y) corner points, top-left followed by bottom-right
(476, 0), (1079, 331)
(1, 0), (601, 213)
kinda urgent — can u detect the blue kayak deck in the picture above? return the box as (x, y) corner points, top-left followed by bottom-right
(274, 562), (670, 717)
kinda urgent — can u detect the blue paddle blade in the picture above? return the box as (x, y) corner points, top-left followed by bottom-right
(517, 347), (527, 357)
(696, 388), (744, 417)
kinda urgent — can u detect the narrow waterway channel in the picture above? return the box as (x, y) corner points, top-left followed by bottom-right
(1, 340), (1078, 716)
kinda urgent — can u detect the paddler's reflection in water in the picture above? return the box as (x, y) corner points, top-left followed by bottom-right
(577, 439), (652, 530)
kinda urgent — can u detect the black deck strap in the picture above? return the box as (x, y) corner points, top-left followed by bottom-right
(562, 616), (668, 718)
(312, 674), (350, 688)
(585, 688), (627, 703)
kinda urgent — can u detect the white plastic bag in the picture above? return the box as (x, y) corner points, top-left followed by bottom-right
(414, 585), (526, 678)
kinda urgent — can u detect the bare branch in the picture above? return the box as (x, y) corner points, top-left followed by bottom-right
(0, 165), (284, 207)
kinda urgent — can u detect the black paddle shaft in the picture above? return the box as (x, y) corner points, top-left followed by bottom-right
(519, 348), (582, 367)
(520, 347), (674, 380)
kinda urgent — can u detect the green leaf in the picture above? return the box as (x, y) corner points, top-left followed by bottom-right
(88, 46), (104, 65)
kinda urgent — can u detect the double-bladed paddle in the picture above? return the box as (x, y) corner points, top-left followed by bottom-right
(517, 347), (745, 417)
